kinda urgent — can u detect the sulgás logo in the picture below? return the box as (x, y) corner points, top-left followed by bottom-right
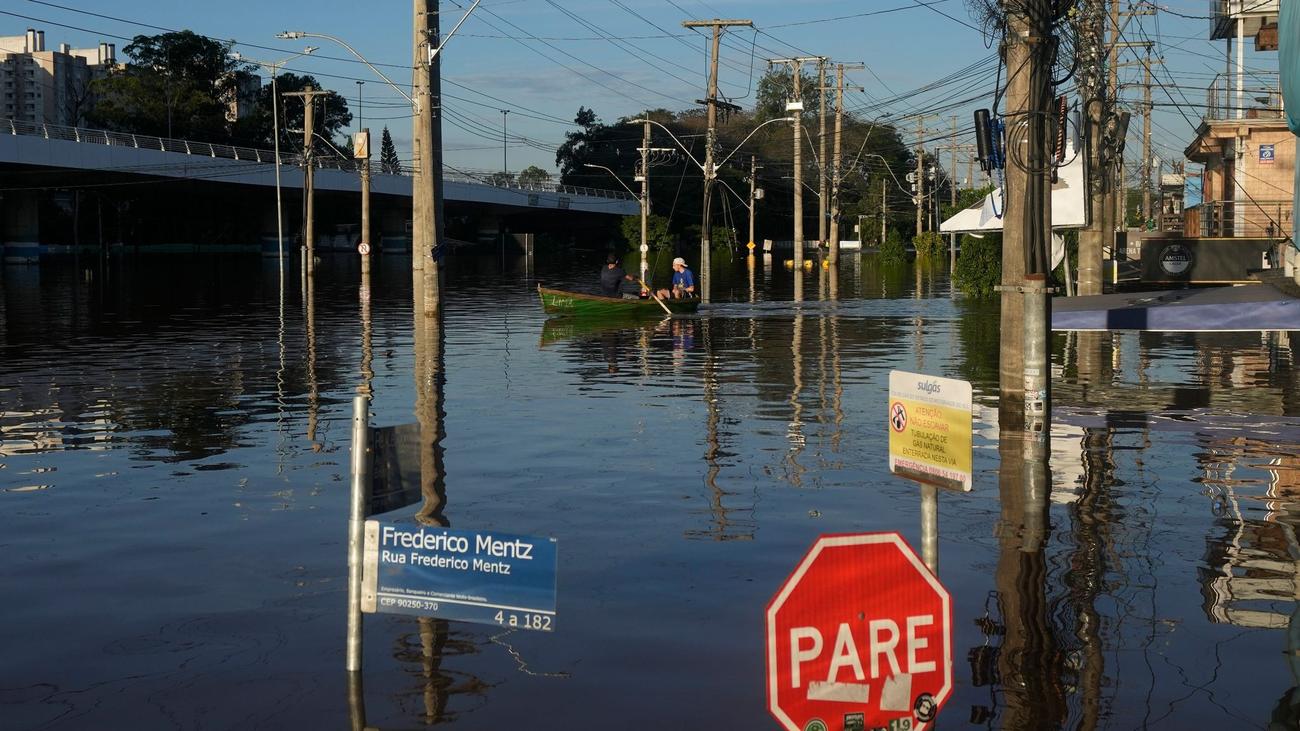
(1159, 244), (1192, 275)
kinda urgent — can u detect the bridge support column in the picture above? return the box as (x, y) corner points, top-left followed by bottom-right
(3, 191), (40, 264)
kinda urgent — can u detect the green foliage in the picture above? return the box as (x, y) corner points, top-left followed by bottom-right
(620, 214), (673, 251)
(712, 226), (737, 249)
(88, 31), (352, 149)
(517, 165), (553, 186)
(913, 231), (946, 260)
(89, 30), (247, 140)
(379, 127), (401, 173)
(954, 233), (1002, 298)
(755, 68), (823, 121)
(879, 228), (907, 264)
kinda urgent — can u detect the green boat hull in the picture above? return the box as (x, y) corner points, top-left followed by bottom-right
(537, 286), (699, 317)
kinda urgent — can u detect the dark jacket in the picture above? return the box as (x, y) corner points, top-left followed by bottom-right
(600, 265), (628, 296)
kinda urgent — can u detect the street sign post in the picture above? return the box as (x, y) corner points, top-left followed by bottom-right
(766, 533), (952, 731)
(362, 520), (558, 631)
(888, 371), (973, 492)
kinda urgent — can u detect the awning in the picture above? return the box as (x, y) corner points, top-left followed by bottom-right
(1052, 284), (1300, 331)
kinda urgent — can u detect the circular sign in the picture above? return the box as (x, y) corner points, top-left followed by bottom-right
(639, 244), (649, 253)
(890, 402), (908, 433)
(358, 242), (371, 256)
(766, 533), (952, 731)
(1159, 244), (1191, 275)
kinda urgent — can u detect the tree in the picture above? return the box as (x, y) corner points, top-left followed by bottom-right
(379, 126), (401, 173)
(913, 231), (946, 259)
(879, 228), (907, 264)
(260, 73), (352, 153)
(620, 213), (673, 251)
(88, 30), (254, 141)
(755, 67), (824, 122)
(954, 233), (1002, 298)
(517, 165), (553, 186)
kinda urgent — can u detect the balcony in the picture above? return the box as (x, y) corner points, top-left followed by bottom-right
(1194, 199), (1292, 238)
(1210, 0), (1280, 41)
(1204, 72), (1283, 123)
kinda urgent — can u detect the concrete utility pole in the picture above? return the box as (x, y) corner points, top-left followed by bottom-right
(641, 120), (651, 284)
(769, 55), (820, 272)
(828, 62), (862, 266)
(817, 58), (828, 247)
(748, 155), (760, 251)
(1078, 0), (1107, 296)
(359, 127), (372, 278)
(880, 178), (886, 244)
(283, 86), (329, 279)
(948, 115), (959, 269)
(684, 18), (752, 303)
(915, 115), (926, 237)
(412, 0), (443, 314)
(1000, 0), (1055, 427)
(1140, 52), (1161, 226)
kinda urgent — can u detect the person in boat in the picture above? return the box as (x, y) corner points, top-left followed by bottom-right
(657, 257), (696, 299)
(600, 253), (637, 297)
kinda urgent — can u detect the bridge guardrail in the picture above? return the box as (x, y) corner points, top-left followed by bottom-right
(3, 118), (633, 202)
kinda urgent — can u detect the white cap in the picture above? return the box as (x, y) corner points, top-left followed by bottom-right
(672, 257), (687, 267)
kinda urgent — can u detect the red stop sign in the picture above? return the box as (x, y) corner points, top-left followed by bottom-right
(766, 533), (952, 731)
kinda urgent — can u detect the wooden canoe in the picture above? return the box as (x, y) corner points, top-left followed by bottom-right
(537, 285), (699, 316)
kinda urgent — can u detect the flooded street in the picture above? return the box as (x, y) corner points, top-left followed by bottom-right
(4, 252), (1300, 729)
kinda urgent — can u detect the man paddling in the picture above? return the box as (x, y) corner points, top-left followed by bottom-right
(657, 257), (695, 299)
(599, 253), (636, 297)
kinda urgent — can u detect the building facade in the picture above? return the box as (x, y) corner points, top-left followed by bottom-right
(1, 28), (117, 127)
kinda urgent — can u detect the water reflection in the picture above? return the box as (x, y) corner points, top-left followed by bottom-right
(9, 255), (1300, 727)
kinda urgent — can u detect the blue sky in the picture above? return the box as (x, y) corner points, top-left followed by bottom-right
(4, 0), (1283, 190)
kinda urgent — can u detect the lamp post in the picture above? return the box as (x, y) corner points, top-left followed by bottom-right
(232, 47), (317, 276)
(630, 116), (793, 292)
(583, 162), (642, 280)
(355, 80), (364, 132)
(501, 109), (509, 177)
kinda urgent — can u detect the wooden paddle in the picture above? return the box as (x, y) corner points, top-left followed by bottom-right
(636, 277), (674, 315)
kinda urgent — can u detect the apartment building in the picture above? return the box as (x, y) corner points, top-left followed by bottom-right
(0, 28), (117, 126)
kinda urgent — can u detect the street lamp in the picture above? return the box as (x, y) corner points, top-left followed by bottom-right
(232, 46), (317, 275)
(584, 163), (647, 284)
(355, 80), (364, 133)
(501, 109), (510, 177)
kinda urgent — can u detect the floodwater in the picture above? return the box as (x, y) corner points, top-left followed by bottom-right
(3, 251), (1300, 730)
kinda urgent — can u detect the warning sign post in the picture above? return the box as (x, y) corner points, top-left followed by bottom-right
(888, 371), (973, 492)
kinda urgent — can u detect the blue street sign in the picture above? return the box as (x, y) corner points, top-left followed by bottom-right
(1260, 144), (1275, 165)
(361, 520), (558, 631)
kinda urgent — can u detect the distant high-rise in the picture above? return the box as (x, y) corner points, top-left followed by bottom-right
(0, 27), (118, 126)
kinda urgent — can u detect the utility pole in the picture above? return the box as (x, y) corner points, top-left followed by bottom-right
(685, 19), (752, 303)
(1000, 0), (1055, 427)
(640, 120), (650, 285)
(1141, 53), (1158, 225)
(915, 115), (926, 237)
(880, 178), (886, 245)
(817, 58), (828, 247)
(358, 127), (372, 278)
(748, 155), (760, 253)
(769, 55), (820, 273)
(412, 0), (443, 314)
(948, 115), (959, 269)
(828, 62), (862, 266)
(283, 86), (329, 279)
(1078, 0), (1107, 295)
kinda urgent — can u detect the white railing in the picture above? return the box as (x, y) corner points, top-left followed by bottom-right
(2, 117), (633, 201)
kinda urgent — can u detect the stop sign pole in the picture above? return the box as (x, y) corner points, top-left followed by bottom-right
(766, 533), (952, 731)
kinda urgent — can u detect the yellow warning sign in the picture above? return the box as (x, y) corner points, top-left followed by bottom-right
(888, 371), (973, 491)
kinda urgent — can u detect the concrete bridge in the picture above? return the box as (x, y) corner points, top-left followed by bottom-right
(0, 119), (636, 262)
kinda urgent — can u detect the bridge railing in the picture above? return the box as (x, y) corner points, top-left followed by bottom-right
(2, 118), (633, 201)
